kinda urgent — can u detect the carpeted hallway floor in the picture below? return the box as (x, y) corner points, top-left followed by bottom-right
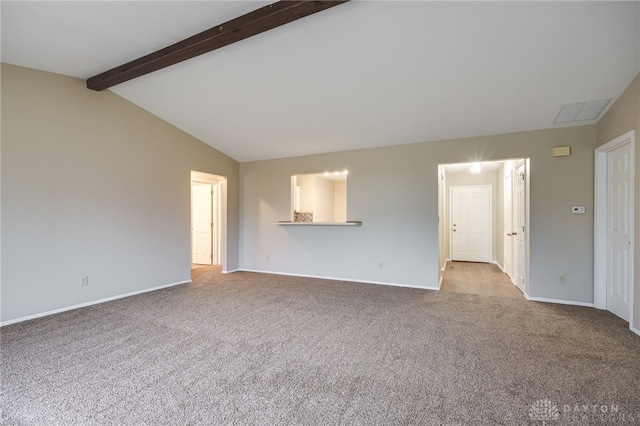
(2, 269), (639, 425)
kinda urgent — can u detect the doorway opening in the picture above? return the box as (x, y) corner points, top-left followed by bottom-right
(191, 171), (227, 272)
(437, 159), (529, 299)
(594, 130), (635, 330)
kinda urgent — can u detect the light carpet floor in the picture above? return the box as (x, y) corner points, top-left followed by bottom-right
(2, 268), (640, 425)
(440, 261), (523, 299)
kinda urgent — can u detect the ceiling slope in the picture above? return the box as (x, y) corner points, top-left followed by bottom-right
(87, 1), (350, 91)
(2, 1), (639, 162)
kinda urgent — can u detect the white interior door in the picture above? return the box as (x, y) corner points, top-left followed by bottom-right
(451, 185), (491, 262)
(503, 170), (513, 279)
(192, 182), (213, 265)
(607, 143), (632, 321)
(513, 162), (526, 292)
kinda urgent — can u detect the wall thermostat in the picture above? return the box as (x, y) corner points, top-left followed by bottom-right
(572, 206), (586, 214)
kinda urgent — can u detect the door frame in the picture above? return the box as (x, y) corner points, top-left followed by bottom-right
(503, 169), (514, 280)
(512, 160), (527, 293)
(594, 130), (635, 330)
(191, 171), (228, 271)
(449, 184), (492, 263)
(437, 159), (530, 294)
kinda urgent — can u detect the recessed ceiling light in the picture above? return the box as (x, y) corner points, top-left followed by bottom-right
(554, 99), (611, 124)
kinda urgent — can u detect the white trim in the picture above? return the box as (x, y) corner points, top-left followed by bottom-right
(222, 269), (241, 274)
(594, 147), (608, 309)
(0, 280), (190, 327)
(631, 326), (640, 337)
(239, 269), (439, 291)
(438, 274), (443, 290)
(441, 258), (450, 271)
(514, 159), (530, 295)
(524, 294), (594, 308)
(594, 130), (635, 329)
(220, 178), (228, 271)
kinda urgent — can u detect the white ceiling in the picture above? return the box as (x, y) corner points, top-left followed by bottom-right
(2, 1), (639, 163)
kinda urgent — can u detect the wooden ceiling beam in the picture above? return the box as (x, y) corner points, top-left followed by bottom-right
(86, 1), (350, 91)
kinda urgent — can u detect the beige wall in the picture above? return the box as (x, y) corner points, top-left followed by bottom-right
(240, 125), (596, 302)
(596, 74), (640, 145)
(334, 180), (347, 222)
(315, 175), (335, 222)
(297, 174), (346, 222)
(297, 174), (316, 215)
(1, 64), (240, 323)
(596, 72), (640, 332)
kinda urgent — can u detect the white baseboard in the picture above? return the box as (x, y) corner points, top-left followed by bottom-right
(1, 280), (191, 327)
(438, 274), (443, 290)
(222, 269), (241, 274)
(442, 258), (451, 271)
(524, 294), (594, 308)
(441, 259), (449, 271)
(631, 325), (640, 337)
(492, 261), (505, 273)
(240, 269), (439, 291)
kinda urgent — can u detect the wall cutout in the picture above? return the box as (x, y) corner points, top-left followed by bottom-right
(291, 171), (347, 223)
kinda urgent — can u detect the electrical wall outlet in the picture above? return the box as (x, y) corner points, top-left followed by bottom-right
(558, 275), (566, 284)
(266, 255), (270, 261)
(378, 261), (384, 270)
(81, 276), (89, 287)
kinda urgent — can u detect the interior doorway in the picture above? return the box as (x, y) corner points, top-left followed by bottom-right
(594, 130), (635, 327)
(191, 171), (227, 270)
(438, 159), (529, 297)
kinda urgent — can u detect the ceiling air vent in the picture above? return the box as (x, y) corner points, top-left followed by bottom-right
(554, 99), (611, 124)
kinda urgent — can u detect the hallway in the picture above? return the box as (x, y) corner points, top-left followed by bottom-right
(440, 261), (523, 299)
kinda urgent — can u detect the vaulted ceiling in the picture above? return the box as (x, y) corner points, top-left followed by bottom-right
(2, 1), (639, 162)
